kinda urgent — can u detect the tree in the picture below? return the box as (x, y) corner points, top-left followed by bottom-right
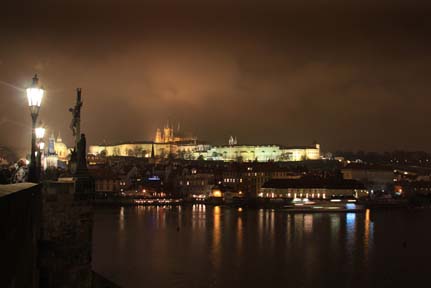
(167, 153), (176, 161)
(113, 147), (120, 156)
(184, 151), (195, 160)
(279, 152), (290, 161)
(177, 150), (186, 159)
(100, 149), (107, 158)
(133, 146), (143, 157)
(0, 146), (18, 163)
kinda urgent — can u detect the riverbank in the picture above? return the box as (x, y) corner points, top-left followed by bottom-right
(93, 197), (424, 212)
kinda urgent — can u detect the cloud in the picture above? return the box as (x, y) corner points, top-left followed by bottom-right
(1, 0), (431, 154)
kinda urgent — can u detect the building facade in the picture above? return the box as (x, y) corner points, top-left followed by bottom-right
(260, 178), (368, 199)
(193, 143), (321, 162)
(341, 164), (394, 191)
(53, 134), (69, 162)
(154, 122), (197, 144)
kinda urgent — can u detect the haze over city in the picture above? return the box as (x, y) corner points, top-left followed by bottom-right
(1, 0), (431, 156)
(4, 1), (431, 288)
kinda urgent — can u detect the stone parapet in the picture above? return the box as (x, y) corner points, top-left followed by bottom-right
(39, 179), (94, 288)
(0, 183), (41, 288)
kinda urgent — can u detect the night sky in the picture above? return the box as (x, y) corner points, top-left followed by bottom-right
(1, 0), (430, 156)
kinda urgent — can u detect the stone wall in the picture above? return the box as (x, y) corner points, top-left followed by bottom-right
(0, 183), (41, 288)
(38, 179), (94, 288)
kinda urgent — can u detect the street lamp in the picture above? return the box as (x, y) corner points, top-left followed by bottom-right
(27, 74), (44, 182)
(35, 126), (46, 139)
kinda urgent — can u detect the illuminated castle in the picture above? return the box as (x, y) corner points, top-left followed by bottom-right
(154, 121), (196, 143)
(89, 122), (321, 162)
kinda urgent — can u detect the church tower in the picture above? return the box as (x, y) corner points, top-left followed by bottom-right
(48, 133), (56, 155)
(163, 120), (173, 143)
(155, 128), (162, 143)
(45, 133), (58, 168)
(228, 136), (238, 146)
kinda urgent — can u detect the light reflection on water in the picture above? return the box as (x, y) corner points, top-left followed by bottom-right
(304, 214), (313, 234)
(346, 213), (356, 245)
(119, 206), (125, 231)
(236, 213), (243, 255)
(192, 204), (206, 230)
(363, 209), (374, 264)
(211, 206), (221, 270)
(94, 205), (431, 288)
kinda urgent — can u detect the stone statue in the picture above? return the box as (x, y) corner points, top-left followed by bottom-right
(67, 89), (93, 197)
(69, 89), (88, 177)
(69, 88), (82, 148)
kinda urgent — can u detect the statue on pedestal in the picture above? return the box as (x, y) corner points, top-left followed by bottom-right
(69, 88), (82, 148)
(69, 89), (87, 176)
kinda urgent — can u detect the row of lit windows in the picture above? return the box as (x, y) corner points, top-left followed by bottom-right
(179, 180), (207, 186)
(223, 178), (243, 183)
(242, 172), (290, 177)
(258, 192), (327, 199)
(414, 187), (431, 191)
(96, 183), (115, 191)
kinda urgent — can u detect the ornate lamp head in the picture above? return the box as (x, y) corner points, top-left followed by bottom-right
(26, 74), (44, 116)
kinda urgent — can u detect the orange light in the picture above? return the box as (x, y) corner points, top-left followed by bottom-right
(212, 190), (222, 197)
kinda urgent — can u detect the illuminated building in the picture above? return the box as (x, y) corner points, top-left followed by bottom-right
(54, 133), (69, 162)
(393, 181), (431, 198)
(43, 133), (71, 168)
(193, 143), (321, 162)
(90, 127), (321, 162)
(154, 121), (197, 144)
(89, 168), (123, 194)
(89, 141), (321, 162)
(45, 133), (58, 168)
(211, 189), (223, 198)
(89, 141), (173, 158)
(175, 169), (214, 199)
(208, 185), (244, 203)
(89, 122), (202, 158)
(221, 163), (301, 197)
(228, 136), (238, 146)
(341, 163), (394, 191)
(280, 144), (321, 161)
(194, 144), (280, 162)
(260, 178), (368, 199)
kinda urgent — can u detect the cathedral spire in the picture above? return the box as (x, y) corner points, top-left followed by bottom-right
(56, 131), (62, 142)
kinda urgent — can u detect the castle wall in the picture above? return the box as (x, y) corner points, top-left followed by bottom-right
(89, 143), (321, 162)
(89, 143), (173, 157)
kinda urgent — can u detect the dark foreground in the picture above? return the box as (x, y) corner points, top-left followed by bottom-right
(93, 205), (431, 287)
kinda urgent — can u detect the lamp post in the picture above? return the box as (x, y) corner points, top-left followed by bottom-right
(27, 75), (44, 182)
(36, 126), (46, 180)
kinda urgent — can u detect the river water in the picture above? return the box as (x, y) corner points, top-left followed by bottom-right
(93, 205), (431, 287)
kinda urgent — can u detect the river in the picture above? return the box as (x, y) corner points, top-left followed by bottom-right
(93, 205), (431, 287)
